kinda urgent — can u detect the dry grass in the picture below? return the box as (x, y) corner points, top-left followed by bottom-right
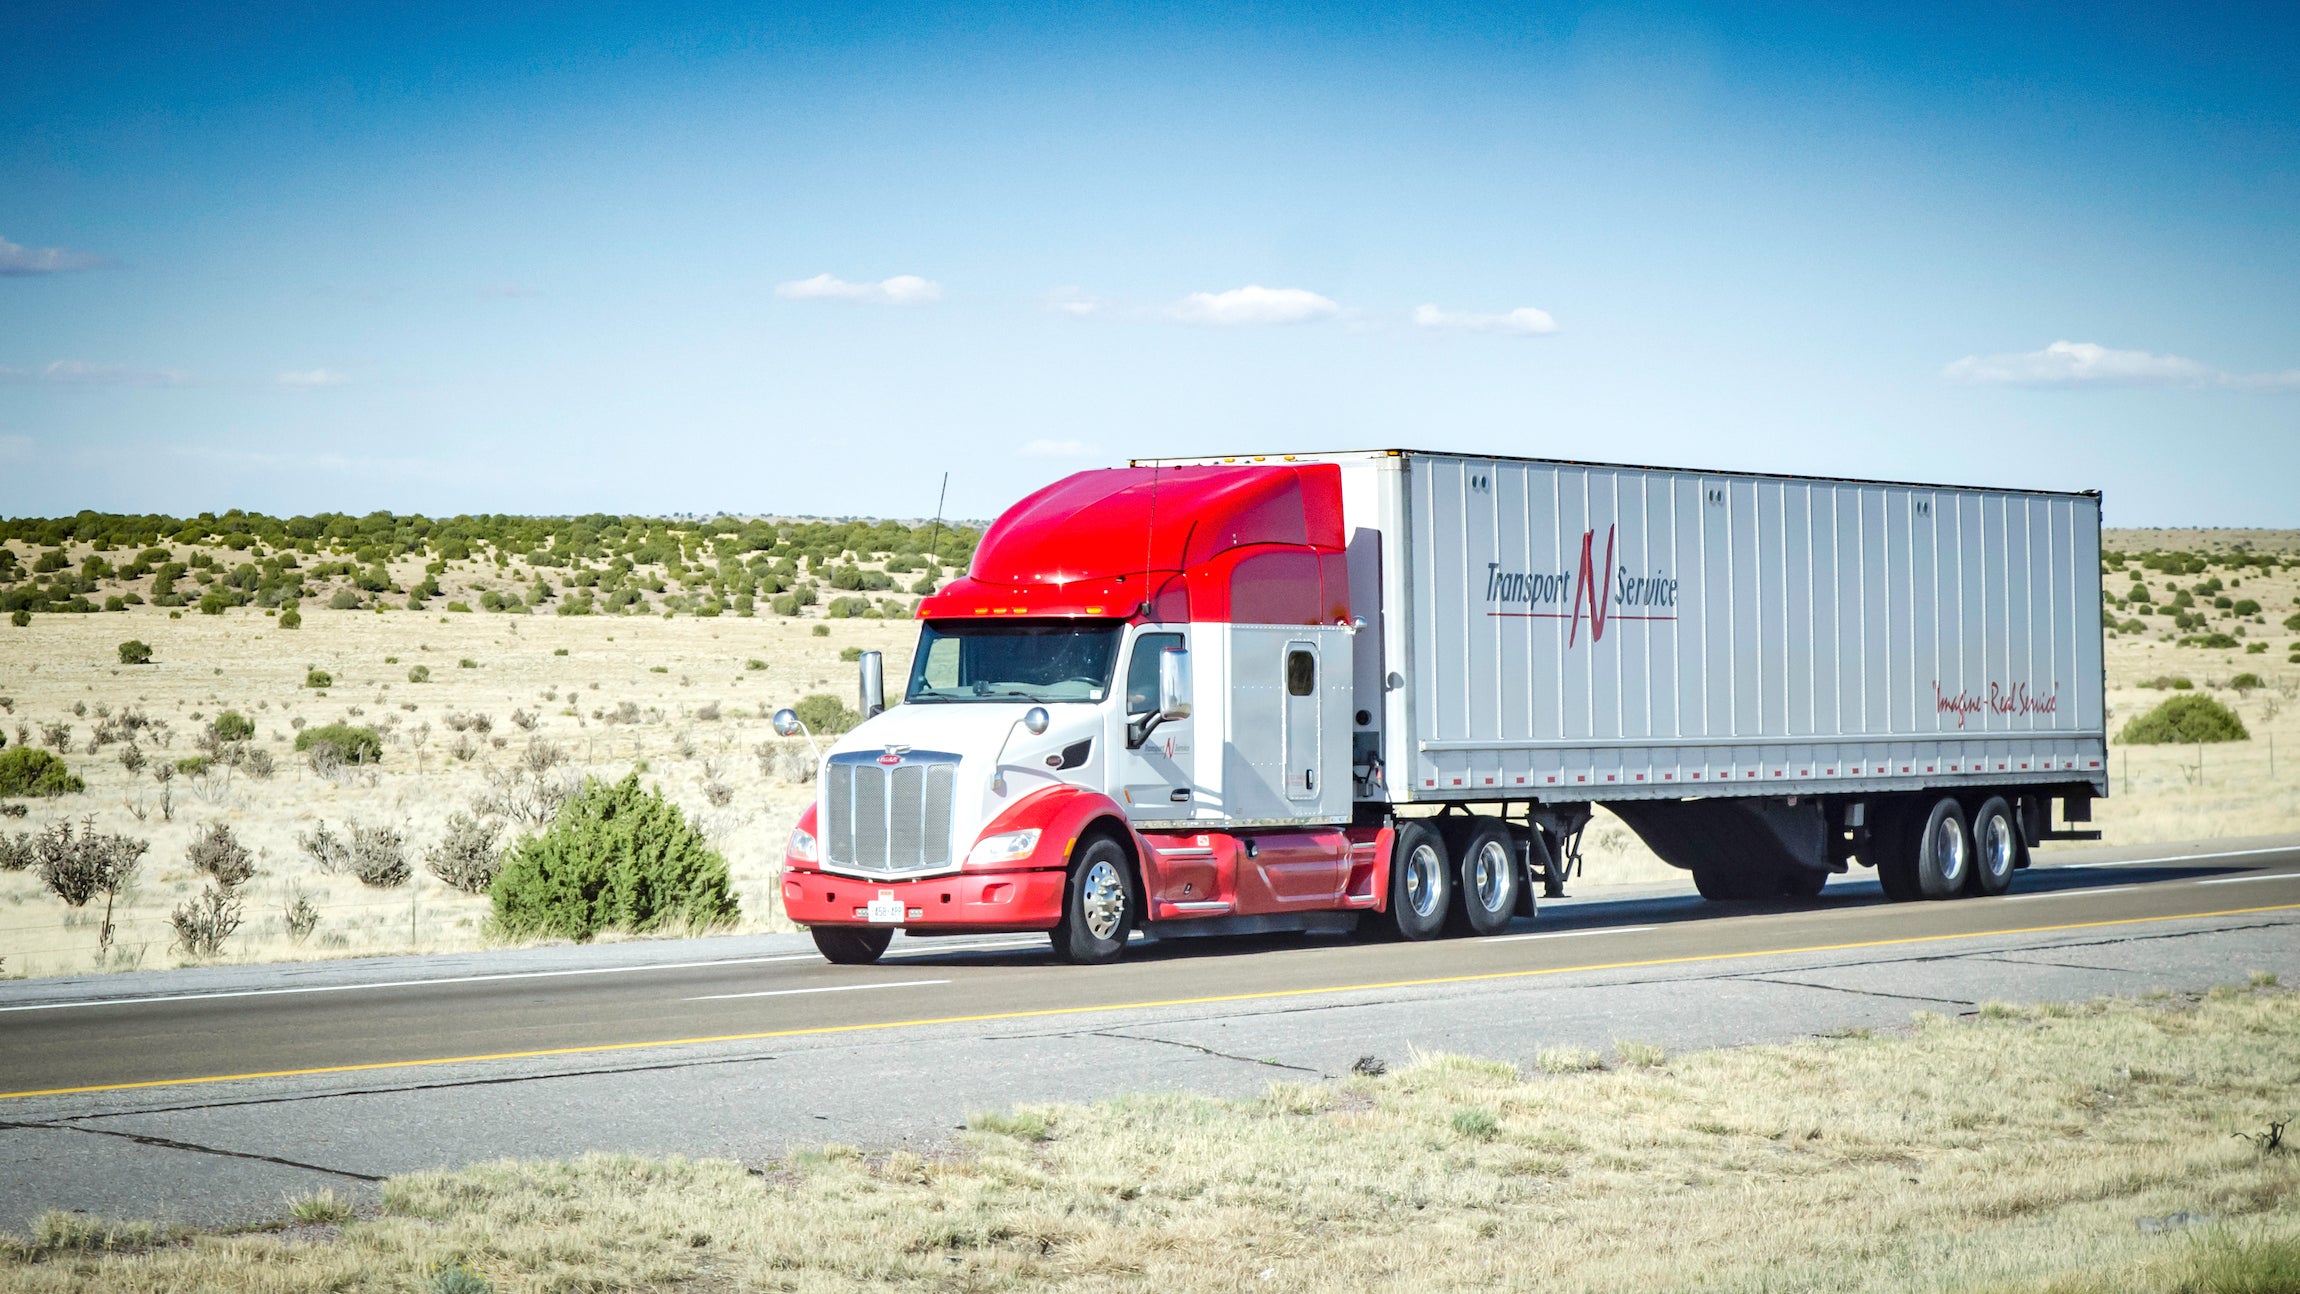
(0, 610), (913, 977)
(3, 985), (2295, 1291)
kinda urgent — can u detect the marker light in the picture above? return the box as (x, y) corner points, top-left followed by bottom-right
(966, 829), (1042, 868)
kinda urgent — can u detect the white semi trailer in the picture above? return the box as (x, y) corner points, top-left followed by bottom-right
(779, 449), (2108, 963)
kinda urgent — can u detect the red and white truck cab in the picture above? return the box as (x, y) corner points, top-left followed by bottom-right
(777, 461), (1384, 964)
(778, 450), (2108, 964)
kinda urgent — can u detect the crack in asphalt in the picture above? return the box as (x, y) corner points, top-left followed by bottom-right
(0, 1117), (382, 1183)
(1083, 1029), (1324, 1076)
(1733, 976), (1976, 1007)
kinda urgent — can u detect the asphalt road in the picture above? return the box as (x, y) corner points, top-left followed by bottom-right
(4, 833), (2297, 1232)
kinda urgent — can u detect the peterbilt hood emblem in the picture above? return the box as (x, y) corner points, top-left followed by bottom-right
(877, 745), (911, 765)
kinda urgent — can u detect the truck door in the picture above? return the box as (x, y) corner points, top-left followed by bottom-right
(1115, 629), (1192, 824)
(1282, 641), (1320, 803)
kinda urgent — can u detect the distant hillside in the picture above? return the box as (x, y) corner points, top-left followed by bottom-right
(2104, 528), (2300, 555)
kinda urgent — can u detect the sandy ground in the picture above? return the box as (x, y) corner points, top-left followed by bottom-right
(3, 535), (2297, 977)
(0, 609), (915, 978)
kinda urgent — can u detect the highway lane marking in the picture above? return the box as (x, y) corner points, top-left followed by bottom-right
(7, 899), (2296, 1103)
(0, 939), (1044, 1015)
(1488, 925), (1659, 943)
(2198, 873), (2300, 886)
(2077, 846), (2298, 868)
(2002, 885), (2142, 902)
(686, 980), (948, 1002)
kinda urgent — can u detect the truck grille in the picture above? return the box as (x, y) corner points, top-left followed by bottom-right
(824, 750), (960, 876)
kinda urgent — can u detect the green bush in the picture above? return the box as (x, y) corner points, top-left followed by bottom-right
(2233, 599), (2260, 616)
(839, 645), (863, 661)
(489, 773), (736, 941)
(2286, 611), (2300, 633)
(2178, 633), (2241, 649)
(294, 723), (383, 764)
(811, 624), (829, 637)
(0, 747), (84, 797)
(328, 589), (362, 610)
(278, 606), (302, 629)
(117, 639), (153, 665)
(793, 692), (860, 735)
(305, 668), (333, 688)
(209, 710), (254, 742)
(2231, 672), (2264, 691)
(2119, 695), (2249, 745)
(9, 609), (28, 628)
(408, 664), (431, 683)
(446, 600), (472, 613)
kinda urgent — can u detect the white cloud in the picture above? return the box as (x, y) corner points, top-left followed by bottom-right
(1043, 286), (1102, 318)
(1168, 285), (1339, 327)
(277, 368), (348, 388)
(0, 359), (190, 386)
(775, 273), (942, 305)
(1412, 303), (1559, 335)
(1021, 438), (1096, 457)
(1940, 339), (2300, 391)
(0, 234), (108, 276)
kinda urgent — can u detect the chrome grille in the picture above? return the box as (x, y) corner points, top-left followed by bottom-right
(823, 750), (960, 876)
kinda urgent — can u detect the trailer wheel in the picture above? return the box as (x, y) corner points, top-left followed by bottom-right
(1450, 820), (1520, 936)
(1691, 865), (1775, 901)
(1967, 797), (2018, 897)
(1051, 834), (1138, 964)
(1777, 866), (1829, 898)
(812, 927), (893, 965)
(1385, 820), (1452, 941)
(1913, 797), (1972, 900)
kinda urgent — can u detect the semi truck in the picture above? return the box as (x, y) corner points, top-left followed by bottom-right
(775, 449), (2107, 965)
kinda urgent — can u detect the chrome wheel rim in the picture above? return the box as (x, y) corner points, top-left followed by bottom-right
(1080, 859), (1126, 940)
(1473, 840), (1511, 912)
(1405, 843), (1444, 918)
(1980, 813), (2015, 882)
(1931, 815), (1969, 886)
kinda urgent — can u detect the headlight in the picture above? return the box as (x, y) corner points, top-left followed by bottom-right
(966, 828), (1041, 868)
(788, 825), (819, 864)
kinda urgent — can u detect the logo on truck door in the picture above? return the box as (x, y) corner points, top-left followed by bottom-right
(1484, 525), (1678, 645)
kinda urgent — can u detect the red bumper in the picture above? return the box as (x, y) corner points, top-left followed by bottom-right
(781, 867), (1067, 933)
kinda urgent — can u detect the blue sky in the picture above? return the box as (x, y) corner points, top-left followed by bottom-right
(3, 1), (2295, 524)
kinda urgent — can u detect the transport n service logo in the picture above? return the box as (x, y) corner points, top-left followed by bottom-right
(1484, 524), (1679, 644)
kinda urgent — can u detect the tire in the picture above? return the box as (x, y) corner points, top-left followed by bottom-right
(812, 926), (892, 965)
(1913, 796), (1972, 900)
(1451, 820), (1520, 936)
(1777, 866), (1829, 898)
(1051, 834), (1137, 964)
(1691, 864), (1776, 901)
(1869, 802), (1920, 903)
(1967, 796), (2018, 897)
(1385, 820), (1452, 941)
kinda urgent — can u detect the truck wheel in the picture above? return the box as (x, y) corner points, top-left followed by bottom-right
(1051, 835), (1137, 964)
(1967, 797), (2018, 897)
(1869, 802), (1920, 903)
(1451, 820), (1520, 936)
(1913, 797), (1972, 900)
(812, 927), (893, 965)
(1385, 820), (1452, 941)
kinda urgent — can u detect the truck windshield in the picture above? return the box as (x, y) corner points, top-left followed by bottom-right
(905, 619), (1123, 705)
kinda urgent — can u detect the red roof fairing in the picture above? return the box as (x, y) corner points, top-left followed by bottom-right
(918, 463), (1349, 624)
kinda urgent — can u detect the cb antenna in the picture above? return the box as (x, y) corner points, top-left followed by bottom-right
(925, 471), (948, 590)
(1140, 458), (1160, 618)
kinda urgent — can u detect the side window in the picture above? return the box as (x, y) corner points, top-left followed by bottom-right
(922, 636), (961, 689)
(1126, 633), (1184, 715)
(1286, 648), (1315, 696)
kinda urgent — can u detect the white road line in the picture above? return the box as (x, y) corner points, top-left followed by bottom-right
(1488, 925), (1659, 943)
(2197, 873), (2300, 886)
(0, 954), (839, 1013)
(2003, 885), (2141, 901)
(686, 979), (948, 1002)
(2078, 846), (2299, 869)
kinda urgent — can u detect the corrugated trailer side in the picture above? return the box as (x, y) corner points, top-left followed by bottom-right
(1374, 452), (2106, 803)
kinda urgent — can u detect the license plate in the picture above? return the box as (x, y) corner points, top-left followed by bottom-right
(865, 896), (905, 924)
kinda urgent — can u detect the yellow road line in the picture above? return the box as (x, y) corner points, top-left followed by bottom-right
(7, 900), (2297, 1101)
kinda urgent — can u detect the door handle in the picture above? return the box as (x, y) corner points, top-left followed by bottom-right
(1304, 768), (1314, 792)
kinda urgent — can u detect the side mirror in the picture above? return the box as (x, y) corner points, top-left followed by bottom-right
(1023, 706), (1050, 735)
(1157, 648), (1192, 721)
(858, 650), (885, 718)
(771, 708), (802, 737)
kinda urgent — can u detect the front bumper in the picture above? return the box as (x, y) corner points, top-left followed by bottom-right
(781, 867), (1067, 932)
